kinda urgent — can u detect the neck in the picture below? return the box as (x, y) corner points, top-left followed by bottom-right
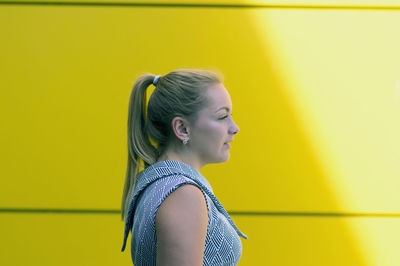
(157, 149), (203, 171)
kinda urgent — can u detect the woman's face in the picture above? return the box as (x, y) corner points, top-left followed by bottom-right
(189, 83), (240, 165)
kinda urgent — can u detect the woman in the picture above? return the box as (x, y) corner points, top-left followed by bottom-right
(121, 69), (247, 265)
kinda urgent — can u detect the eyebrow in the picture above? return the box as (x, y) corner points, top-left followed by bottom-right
(215, 107), (230, 113)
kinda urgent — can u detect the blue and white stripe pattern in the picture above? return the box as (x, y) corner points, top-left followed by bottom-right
(121, 160), (248, 265)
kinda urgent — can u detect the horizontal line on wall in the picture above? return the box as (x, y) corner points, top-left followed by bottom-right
(1, 1), (400, 10)
(2, 208), (400, 217)
(228, 211), (400, 217)
(0, 208), (120, 214)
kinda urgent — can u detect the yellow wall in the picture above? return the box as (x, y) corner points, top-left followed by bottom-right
(1, 1), (400, 265)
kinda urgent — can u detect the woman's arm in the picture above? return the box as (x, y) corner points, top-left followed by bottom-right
(155, 184), (208, 266)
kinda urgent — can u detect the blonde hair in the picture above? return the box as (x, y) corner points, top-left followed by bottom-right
(121, 68), (223, 221)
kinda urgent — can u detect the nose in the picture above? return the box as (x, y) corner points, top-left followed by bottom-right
(230, 119), (240, 135)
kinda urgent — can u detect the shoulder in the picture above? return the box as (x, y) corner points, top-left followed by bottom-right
(144, 174), (196, 194)
(155, 184), (208, 265)
(136, 174), (209, 217)
(156, 184), (208, 221)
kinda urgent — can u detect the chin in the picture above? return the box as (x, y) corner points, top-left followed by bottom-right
(219, 151), (230, 163)
(205, 149), (230, 164)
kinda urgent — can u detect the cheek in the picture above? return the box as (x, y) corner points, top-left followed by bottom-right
(195, 121), (225, 145)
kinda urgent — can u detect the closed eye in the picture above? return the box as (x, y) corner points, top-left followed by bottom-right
(219, 113), (233, 120)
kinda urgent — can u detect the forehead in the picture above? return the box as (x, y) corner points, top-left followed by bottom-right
(205, 83), (232, 112)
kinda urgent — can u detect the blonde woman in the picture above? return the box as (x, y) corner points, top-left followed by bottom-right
(121, 69), (247, 265)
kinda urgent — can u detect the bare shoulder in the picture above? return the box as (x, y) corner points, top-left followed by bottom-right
(155, 184), (208, 266)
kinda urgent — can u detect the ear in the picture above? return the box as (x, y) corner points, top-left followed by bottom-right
(171, 116), (190, 142)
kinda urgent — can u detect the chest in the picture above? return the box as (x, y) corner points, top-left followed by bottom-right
(203, 197), (243, 265)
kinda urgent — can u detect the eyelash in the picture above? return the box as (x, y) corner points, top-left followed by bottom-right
(220, 114), (233, 120)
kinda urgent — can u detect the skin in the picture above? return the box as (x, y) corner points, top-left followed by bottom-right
(155, 82), (240, 265)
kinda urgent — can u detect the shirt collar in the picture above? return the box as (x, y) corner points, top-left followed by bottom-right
(134, 159), (213, 194)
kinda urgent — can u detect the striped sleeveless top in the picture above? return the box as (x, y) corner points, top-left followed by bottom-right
(121, 160), (248, 265)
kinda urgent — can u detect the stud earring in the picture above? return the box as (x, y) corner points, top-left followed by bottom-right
(182, 137), (189, 145)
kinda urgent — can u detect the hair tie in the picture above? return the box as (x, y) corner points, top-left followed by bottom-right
(153, 75), (161, 86)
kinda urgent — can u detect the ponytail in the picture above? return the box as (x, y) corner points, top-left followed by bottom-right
(121, 74), (159, 221)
